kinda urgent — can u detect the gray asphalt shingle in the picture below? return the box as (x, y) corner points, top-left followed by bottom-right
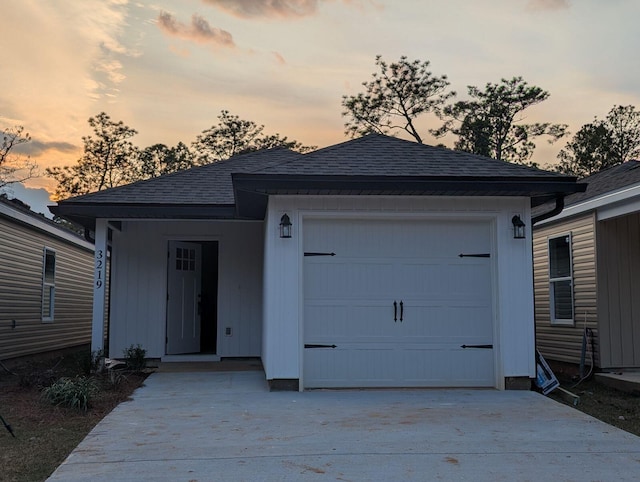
(62, 134), (574, 207)
(531, 160), (640, 219)
(64, 148), (303, 205)
(255, 134), (569, 178)
(563, 160), (640, 207)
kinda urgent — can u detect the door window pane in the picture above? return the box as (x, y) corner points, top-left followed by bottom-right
(176, 247), (196, 271)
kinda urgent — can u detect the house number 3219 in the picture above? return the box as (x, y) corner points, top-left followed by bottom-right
(95, 249), (104, 289)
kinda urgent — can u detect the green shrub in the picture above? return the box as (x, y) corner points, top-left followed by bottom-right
(123, 344), (147, 371)
(42, 376), (98, 411)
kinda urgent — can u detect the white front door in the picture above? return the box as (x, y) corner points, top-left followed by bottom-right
(166, 241), (202, 355)
(303, 219), (494, 388)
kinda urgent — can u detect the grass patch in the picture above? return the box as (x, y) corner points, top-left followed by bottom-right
(42, 376), (98, 411)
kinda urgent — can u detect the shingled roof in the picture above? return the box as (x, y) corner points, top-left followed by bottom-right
(562, 160), (640, 207)
(52, 134), (584, 227)
(59, 147), (303, 206)
(255, 134), (566, 178)
(531, 160), (640, 221)
(50, 148), (303, 226)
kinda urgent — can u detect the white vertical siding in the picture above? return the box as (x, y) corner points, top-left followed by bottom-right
(262, 195), (535, 387)
(109, 220), (263, 358)
(262, 205), (300, 379)
(0, 216), (94, 360)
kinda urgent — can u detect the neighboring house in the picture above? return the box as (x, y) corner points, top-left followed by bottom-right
(0, 195), (95, 361)
(52, 134), (582, 390)
(533, 161), (640, 371)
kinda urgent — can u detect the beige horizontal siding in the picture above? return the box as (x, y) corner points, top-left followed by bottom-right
(533, 212), (599, 366)
(0, 216), (94, 360)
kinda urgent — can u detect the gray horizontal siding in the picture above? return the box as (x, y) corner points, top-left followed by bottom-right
(0, 216), (94, 360)
(533, 212), (599, 366)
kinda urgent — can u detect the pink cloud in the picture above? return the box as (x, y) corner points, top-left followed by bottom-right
(157, 11), (235, 48)
(272, 51), (286, 65)
(202, 0), (319, 18)
(201, 0), (379, 19)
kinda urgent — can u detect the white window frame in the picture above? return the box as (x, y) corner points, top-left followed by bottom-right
(548, 233), (574, 326)
(42, 247), (56, 322)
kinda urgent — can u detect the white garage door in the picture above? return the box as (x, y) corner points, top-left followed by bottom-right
(303, 218), (494, 388)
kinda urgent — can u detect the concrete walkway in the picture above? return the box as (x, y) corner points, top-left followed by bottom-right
(48, 370), (640, 481)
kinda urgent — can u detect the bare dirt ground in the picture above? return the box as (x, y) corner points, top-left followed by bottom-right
(548, 378), (640, 437)
(0, 351), (147, 482)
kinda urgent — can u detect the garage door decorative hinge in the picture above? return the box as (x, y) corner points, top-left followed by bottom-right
(458, 253), (490, 258)
(304, 252), (336, 257)
(460, 344), (493, 349)
(304, 344), (337, 349)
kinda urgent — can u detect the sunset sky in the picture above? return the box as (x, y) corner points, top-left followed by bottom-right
(2, 0), (639, 214)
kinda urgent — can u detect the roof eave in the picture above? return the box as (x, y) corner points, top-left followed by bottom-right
(232, 173), (586, 219)
(50, 203), (237, 231)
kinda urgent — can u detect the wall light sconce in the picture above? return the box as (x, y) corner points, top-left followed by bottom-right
(511, 215), (526, 239)
(279, 213), (292, 239)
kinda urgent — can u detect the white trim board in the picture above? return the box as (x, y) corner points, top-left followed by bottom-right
(536, 182), (640, 226)
(0, 202), (94, 250)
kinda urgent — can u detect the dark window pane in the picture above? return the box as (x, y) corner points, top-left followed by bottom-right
(553, 280), (573, 320)
(44, 251), (55, 284)
(549, 236), (571, 278)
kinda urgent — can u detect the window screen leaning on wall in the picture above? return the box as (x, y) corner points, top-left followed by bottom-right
(42, 248), (56, 322)
(548, 234), (573, 325)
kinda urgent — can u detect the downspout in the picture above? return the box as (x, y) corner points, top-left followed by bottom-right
(532, 195), (565, 225)
(530, 193), (566, 390)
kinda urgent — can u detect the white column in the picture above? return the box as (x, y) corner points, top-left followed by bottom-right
(91, 219), (108, 354)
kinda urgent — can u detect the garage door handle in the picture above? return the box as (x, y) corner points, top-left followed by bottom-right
(400, 301), (404, 322)
(393, 301), (397, 322)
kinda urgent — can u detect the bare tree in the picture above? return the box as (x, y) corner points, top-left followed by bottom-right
(1, 124), (37, 189)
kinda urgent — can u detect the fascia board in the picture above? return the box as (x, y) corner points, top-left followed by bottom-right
(536, 182), (640, 226)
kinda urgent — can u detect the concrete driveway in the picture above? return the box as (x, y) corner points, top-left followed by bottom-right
(48, 370), (640, 481)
